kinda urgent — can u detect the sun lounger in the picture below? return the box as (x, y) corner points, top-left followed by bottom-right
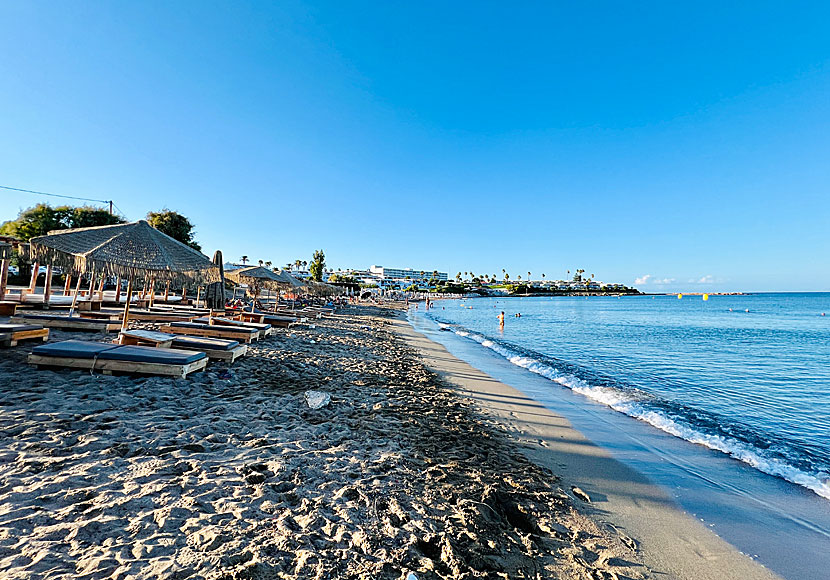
(158, 322), (259, 343)
(0, 324), (49, 347)
(0, 302), (17, 316)
(259, 314), (297, 328)
(235, 312), (265, 324)
(78, 311), (123, 321)
(118, 310), (200, 322)
(119, 329), (174, 348)
(170, 335), (247, 362)
(28, 339), (207, 377)
(11, 313), (121, 332)
(192, 317), (273, 338)
(119, 330), (247, 362)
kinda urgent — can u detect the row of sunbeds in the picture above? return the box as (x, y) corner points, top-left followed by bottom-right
(3, 307), (312, 378)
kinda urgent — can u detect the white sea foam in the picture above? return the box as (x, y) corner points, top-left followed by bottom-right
(450, 327), (830, 500)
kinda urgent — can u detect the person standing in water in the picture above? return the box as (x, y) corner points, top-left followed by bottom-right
(498, 311), (505, 330)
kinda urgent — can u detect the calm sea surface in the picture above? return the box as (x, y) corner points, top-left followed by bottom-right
(423, 293), (830, 499)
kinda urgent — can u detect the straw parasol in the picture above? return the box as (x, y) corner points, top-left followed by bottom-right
(29, 220), (219, 329)
(225, 266), (292, 311)
(274, 270), (307, 289)
(0, 242), (11, 261)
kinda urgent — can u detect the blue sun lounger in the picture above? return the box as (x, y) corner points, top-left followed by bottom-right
(28, 340), (208, 377)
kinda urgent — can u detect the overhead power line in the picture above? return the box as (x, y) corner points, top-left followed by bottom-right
(0, 184), (111, 205)
(0, 184), (119, 215)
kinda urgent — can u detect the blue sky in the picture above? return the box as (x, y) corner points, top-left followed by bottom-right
(1, 1), (829, 291)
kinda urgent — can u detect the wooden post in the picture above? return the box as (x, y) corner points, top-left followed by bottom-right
(68, 275), (83, 316)
(87, 274), (95, 298)
(63, 274), (72, 296)
(28, 262), (39, 293)
(97, 278), (105, 301)
(196, 286), (202, 309)
(182, 287), (187, 304)
(164, 280), (170, 302)
(121, 277), (133, 332)
(149, 277), (156, 307)
(0, 258), (8, 301)
(43, 264), (53, 307)
(114, 276), (122, 303)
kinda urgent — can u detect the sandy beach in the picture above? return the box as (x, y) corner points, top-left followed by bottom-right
(0, 304), (788, 579)
(1, 304), (649, 579)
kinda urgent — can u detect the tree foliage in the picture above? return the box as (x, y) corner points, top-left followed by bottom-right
(309, 249), (326, 282)
(146, 209), (201, 251)
(0, 203), (125, 241)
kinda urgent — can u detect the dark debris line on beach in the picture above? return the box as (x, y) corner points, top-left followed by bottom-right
(0, 306), (648, 580)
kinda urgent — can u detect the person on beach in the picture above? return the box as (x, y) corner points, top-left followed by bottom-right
(498, 311), (505, 329)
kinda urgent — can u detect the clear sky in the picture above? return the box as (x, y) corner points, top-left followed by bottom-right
(1, 1), (829, 291)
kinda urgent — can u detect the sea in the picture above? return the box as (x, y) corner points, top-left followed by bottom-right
(408, 292), (830, 579)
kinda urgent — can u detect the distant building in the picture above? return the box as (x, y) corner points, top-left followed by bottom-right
(368, 265), (448, 283)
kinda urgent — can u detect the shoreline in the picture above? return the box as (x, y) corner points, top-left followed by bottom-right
(394, 310), (781, 580)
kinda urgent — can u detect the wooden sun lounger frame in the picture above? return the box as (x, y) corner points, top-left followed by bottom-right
(198, 317), (273, 338)
(27, 352), (208, 378)
(11, 315), (121, 332)
(174, 342), (247, 363)
(158, 324), (259, 343)
(0, 326), (49, 348)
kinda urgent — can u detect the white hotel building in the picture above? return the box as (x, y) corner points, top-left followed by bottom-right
(368, 265), (448, 285)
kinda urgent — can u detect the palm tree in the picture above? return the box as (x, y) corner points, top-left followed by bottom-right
(528, 271), (531, 282)
(517, 274), (522, 282)
(542, 273), (546, 280)
(294, 259), (302, 271)
(504, 272), (510, 281)
(258, 259), (264, 267)
(241, 255), (249, 264)
(302, 260), (308, 270)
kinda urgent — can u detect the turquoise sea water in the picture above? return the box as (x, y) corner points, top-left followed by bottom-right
(422, 293), (830, 500)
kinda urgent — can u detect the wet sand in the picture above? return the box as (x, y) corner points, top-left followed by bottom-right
(1, 305), (647, 579)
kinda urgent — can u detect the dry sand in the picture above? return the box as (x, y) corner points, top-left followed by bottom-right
(395, 313), (783, 580)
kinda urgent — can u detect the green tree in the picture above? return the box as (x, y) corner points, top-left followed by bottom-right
(0, 203), (124, 241)
(309, 249), (326, 281)
(241, 255), (249, 264)
(146, 209), (201, 250)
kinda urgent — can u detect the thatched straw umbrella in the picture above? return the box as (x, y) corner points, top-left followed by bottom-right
(225, 266), (291, 312)
(29, 220), (219, 330)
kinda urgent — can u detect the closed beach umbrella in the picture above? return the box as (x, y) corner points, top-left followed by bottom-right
(204, 250), (226, 311)
(29, 220), (219, 330)
(0, 243), (11, 301)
